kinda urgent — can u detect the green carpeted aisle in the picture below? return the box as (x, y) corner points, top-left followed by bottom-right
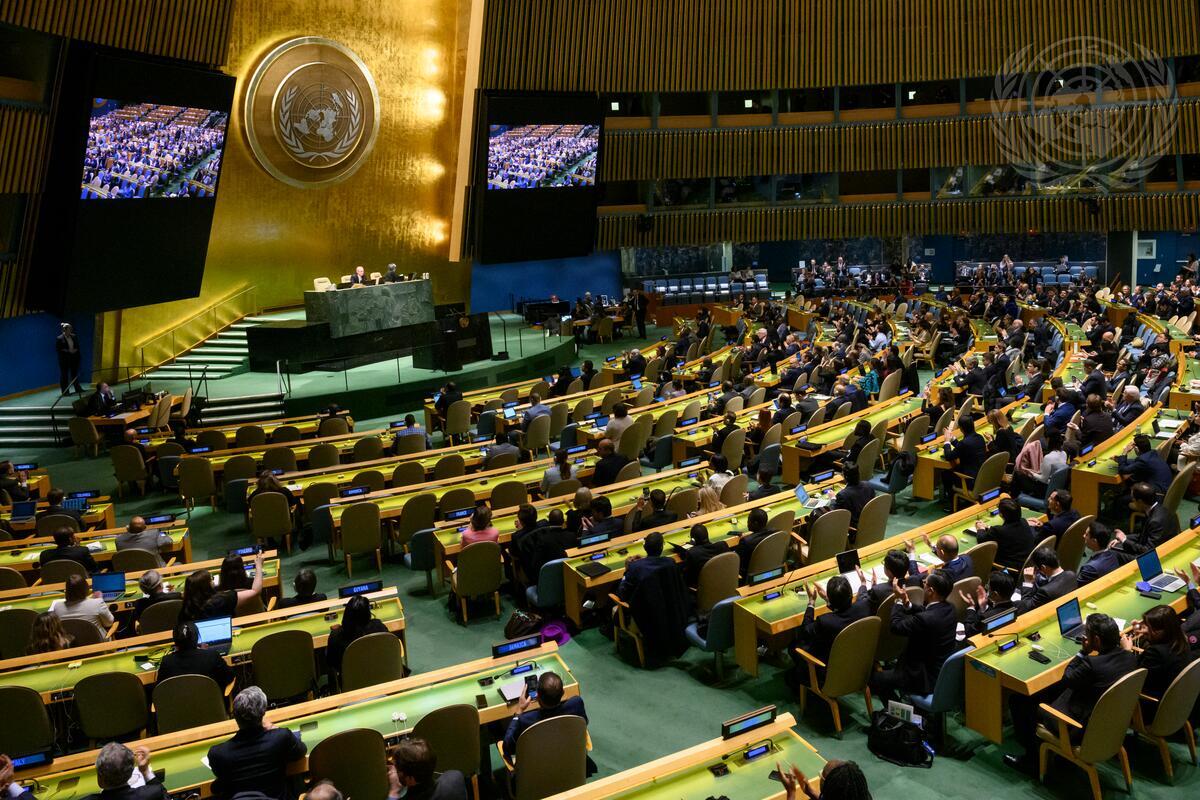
(7, 363), (1199, 800)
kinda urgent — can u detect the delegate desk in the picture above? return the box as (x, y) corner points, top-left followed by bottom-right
(0, 552), (282, 614)
(964, 527), (1200, 743)
(560, 475), (842, 627)
(0, 498), (116, 533)
(304, 279), (434, 338)
(671, 401), (779, 463)
(546, 712), (823, 800)
(192, 429), (389, 476)
(324, 454), (602, 535)
(780, 393), (924, 486)
(969, 319), (999, 351)
(786, 304), (817, 333)
(1138, 312), (1191, 354)
(910, 400), (1041, 500)
(89, 395), (182, 429)
(1102, 300), (1136, 327)
(732, 496), (1042, 675)
(145, 413), (355, 447)
(1169, 352), (1200, 410)
(0, 589), (405, 704)
(18, 641), (575, 798)
(432, 464), (710, 573)
(0, 523), (190, 577)
(1068, 404), (1186, 518)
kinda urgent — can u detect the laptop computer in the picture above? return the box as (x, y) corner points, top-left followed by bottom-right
(92, 571), (126, 601)
(503, 407), (517, 420)
(1056, 597), (1086, 643)
(62, 497), (89, 512)
(9, 500), (36, 522)
(1137, 549), (1186, 592)
(794, 485), (830, 510)
(195, 616), (234, 656)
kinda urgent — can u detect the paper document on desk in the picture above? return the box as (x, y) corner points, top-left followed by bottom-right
(1158, 419), (1184, 429)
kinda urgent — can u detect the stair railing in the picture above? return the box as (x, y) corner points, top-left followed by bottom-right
(133, 285), (259, 377)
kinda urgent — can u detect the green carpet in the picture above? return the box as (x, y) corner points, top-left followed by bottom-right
(6, 370), (1200, 799)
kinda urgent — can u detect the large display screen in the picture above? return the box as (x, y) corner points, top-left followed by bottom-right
(81, 99), (228, 200)
(28, 44), (235, 314)
(486, 124), (598, 190)
(473, 93), (602, 264)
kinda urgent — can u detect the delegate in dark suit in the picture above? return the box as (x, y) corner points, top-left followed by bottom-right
(1017, 570), (1078, 613)
(976, 517), (1036, 569)
(208, 726), (307, 800)
(1117, 451), (1173, 493)
(1076, 549), (1123, 586)
(617, 555), (676, 602)
(1047, 648), (1139, 729)
(955, 367), (987, 396)
(872, 599), (958, 696)
(1116, 501), (1180, 558)
(503, 695), (588, 755)
(794, 599), (870, 668)
(80, 777), (166, 800)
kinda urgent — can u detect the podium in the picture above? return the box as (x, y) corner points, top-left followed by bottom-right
(412, 313), (493, 371)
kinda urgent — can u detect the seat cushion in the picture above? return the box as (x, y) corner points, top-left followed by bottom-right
(684, 622), (706, 649)
(526, 585), (539, 606)
(1015, 494), (1047, 512)
(908, 693), (934, 711)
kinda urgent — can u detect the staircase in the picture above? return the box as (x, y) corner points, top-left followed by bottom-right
(196, 392), (286, 426)
(0, 404), (74, 448)
(143, 317), (277, 381)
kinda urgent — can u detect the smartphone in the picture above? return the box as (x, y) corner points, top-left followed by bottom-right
(1029, 651), (1051, 664)
(524, 674), (538, 698)
(708, 763), (730, 777)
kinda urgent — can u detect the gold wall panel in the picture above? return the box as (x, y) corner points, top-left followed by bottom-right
(597, 192), (1200, 249)
(481, 0), (1200, 92)
(103, 0), (474, 367)
(601, 100), (1200, 181)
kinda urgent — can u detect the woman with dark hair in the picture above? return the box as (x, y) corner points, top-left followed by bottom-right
(157, 621), (235, 688)
(746, 408), (773, 450)
(248, 470), (298, 509)
(779, 759), (871, 800)
(49, 574), (114, 639)
(1126, 604), (1198, 698)
(546, 366), (573, 398)
(461, 506), (499, 546)
(179, 552), (263, 622)
(26, 611), (72, 654)
(325, 595), (388, 677)
(541, 448), (574, 495)
(219, 554), (254, 592)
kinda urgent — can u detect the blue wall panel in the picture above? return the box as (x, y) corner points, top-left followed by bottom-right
(0, 313), (94, 397)
(470, 251), (623, 313)
(1134, 231), (1200, 286)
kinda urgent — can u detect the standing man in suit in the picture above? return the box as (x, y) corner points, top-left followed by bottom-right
(631, 288), (649, 339)
(974, 497), (1036, 569)
(941, 414), (986, 506)
(56, 322), (83, 395)
(1005, 614), (1138, 774)
(869, 570), (958, 702)
(1113, 481), (1180, 558)
(1016, 547), (1078, 612)
(79, 743), (166, 800)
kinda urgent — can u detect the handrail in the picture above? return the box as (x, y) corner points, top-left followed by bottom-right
(134, 285), (259, 376)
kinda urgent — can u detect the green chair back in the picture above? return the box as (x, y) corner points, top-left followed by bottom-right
(615, 460), (642, 484)
(68, 417), (101, 452)
(969, 451), (1009, 498)
(223, 454), (259, 483)
(111, 445), (148, 483)
(252, 629), (316, 702)
(445, 400), (472, 440)
(1145, 658), (1200, 738)
(964, 541), (998, 581)
(0, 685), (54, 755)
(272, 425), (302, 443)
(352, 436), (384, 463)
(391, 461), (426, 488)
(0, 607), (38, 658)
(395, 433), (426, 455)
(1077, 669), (1147, 764)
(721, 429), (746, 471)
(341, 632), (405, 691)
(395, 492), (437, 548)
(854, 494), (892, 547)
(251, 491), (293, 541)
(856, 439), (881, 482)
(456, 541), (503, 598)
(112, 547), (162, 572)
(302, 482), (340, 521)
(235, 425), (267, 448)
(1164, 463), (1194, 515)
(195, 430), (228, 451)
(413, 703), (481, 778)
(524, 414), (551, 454)
(747, 531), (788, 576)
(1056, 514), (1095, 573)
(61, 617), (106, 646)
(74, 671), (149, 740)
(547, 478), (581, 498)
(153, 674), (228, 733)
(898, 415), (930, 455)
(434, 454), (465, 480)
(318, 416), (350, 437)
(696, 551), (739, 616)
(439, 487), (477, 519)
(807, 509), (850, 565)
(512, 715), (588, 800)
(821, 616), (882, 697)
(0, 566), (25, 590)
(40, 559), (88, 584)
(262, 446), (298, 473)
(549, 403), (570, 440)
(489, 480), (527, 511)
(666, 488), (698, 518)
(341, 502), (382, 558)
(178, 458), (216, 505)
(947, 576), (982, 620)
(351, 470), (386, 493)
(308, 728), (389, 800)
(487, 451), (519, 470)
(36, 513), (80, 535)
(718, 473), (748, 507)
(307, 443), (341, 469)
(138, 599), (182, 634)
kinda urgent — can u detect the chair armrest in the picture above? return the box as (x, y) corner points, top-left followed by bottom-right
(607, 592), (629, 609)
(1138, 692), (1160, 703)
(790, 531), (807, 544)
(793, 647), (827, 669)
(496, 740), (516, 772)
(165, 557), (177, 567)
(585, 731), (593, 752)
(266, 596), (277, 611)
(1038, 703), (1083, 729)
(31, 577), (42, 587)
(106, 620), (120, 639)
(443, 559), (456, 575)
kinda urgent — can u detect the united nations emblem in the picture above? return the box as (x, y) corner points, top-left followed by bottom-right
(243, 37), (380, 187)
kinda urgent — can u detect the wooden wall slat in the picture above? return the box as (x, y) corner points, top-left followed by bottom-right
(481, 0), (1200, 92)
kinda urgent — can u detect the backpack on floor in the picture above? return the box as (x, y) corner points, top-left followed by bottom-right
(867, 710), (934, 768)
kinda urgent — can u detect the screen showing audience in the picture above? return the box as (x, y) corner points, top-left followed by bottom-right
(486, 124), (598, 190)
(81, 99), (227, 200)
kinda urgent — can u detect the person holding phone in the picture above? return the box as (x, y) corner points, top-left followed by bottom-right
(502, 671), (588, 760)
